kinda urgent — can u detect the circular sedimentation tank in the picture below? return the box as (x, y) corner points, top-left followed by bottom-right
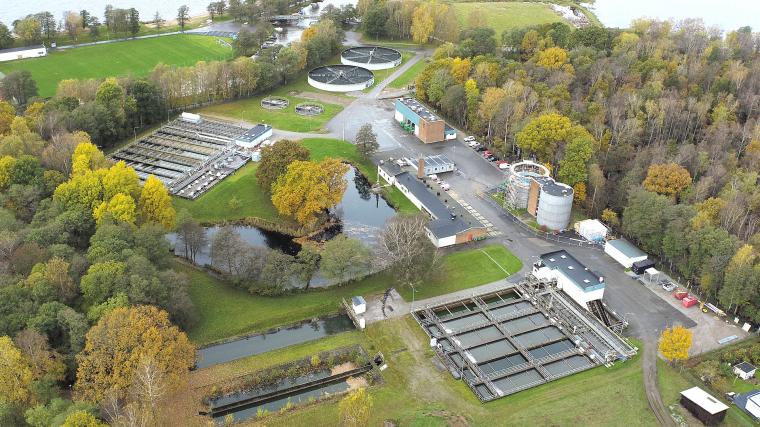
(261, 96), (289, 110)
(340, 46), (402, 70)
(307, 65), (374, 92)
(295, 102), (325, 116)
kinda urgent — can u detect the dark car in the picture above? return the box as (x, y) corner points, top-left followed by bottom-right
(491, 154), (501, 161)
(486, 155), (496, 161)
(475, 146), (487, 152)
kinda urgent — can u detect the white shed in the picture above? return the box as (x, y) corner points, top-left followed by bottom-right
(604, 238), (647, 268)
(351, 296), (366, 315)
(734, 362), (757, 380)
(575, 219), (608, 242)
(180, 112), (202, 123)
(0, 45), (47, 63)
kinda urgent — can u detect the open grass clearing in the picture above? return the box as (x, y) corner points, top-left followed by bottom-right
(183, 243), (520, 345)
(451, 2), (566, 33)
(388, 57), (428, 89)
(172, 138), (417, 224)
(248, 318), (654, 426)
(0, 34), (233, 97)
(364, 50), (414, 89)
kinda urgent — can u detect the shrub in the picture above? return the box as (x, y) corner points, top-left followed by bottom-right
(310, 354), (320, 367)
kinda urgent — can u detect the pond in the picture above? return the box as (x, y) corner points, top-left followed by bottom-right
(167, 166), (396, 266)
(275, 0), (358, 45)
(196, 314), (354, 369)
(588, 0), (760, 31)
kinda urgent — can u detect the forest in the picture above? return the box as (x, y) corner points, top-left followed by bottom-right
(394, 14), (760, 322)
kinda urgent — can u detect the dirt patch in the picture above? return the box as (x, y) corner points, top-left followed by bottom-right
(346, 376), (369, 391)
(293, 91), (355, 106)
(331, 361), (357, 375)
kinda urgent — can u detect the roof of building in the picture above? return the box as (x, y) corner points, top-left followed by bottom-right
(539, 250), (603, 290)
(235, 124), (271, 143)
(532, 176), (573, 197)
(424, 155), (454, 168)
(680, 387), (729, 414)
(395, 172), (451, 220)
(606, 238), (647, 259)
(0, 45), (46, 54)
(397, 97), (440, 122)
(351, 296), (366, 306)
(379, 161), (404, 177)
(734, 390), (760, 419)
(735, 362), (757, 373)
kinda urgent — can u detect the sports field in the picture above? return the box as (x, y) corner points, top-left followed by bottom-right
(0, 35), (233, 97)
(451, 2), (566, 32)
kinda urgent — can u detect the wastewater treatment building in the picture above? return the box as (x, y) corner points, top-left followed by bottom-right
(394, 98), (457, 143)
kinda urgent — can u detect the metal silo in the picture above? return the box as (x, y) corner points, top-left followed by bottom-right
(535, 178), (573, 231)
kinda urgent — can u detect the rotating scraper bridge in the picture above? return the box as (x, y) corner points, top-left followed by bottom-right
(341, 46), (402, 70)
(109, 117), (252, 200)
(413, 275), (636, 402)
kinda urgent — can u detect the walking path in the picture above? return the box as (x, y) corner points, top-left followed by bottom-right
(642, 338), (677, 427)
(366, 52), (425, 99)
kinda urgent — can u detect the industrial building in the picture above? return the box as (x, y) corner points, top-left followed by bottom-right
(500, 161), (573, 230)
(604, 238), (648, 269)
(574, 219), (608, 242)
(411, 155), (455, 176)
(341, 46), (402, 70)
(394, 98), (457, 144)
(378, 161), (487, 247)
(234, 124), (272, 149)
(680, 387), (729, 425)
(109, 114), (251, 199)
(413, 276), (636, 401)
(532, 250), (612, 326)
(307, 65), (374, 92)
(0, 45), (47, 62)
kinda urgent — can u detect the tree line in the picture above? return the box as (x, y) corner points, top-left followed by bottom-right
(407, 16), (760, 321)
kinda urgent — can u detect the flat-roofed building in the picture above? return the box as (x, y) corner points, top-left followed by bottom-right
(394, 98), (456, 143)
(604, 238), (648, 268)
(0, 45), (47, 62)
(680, 387), (729, 426)
(234, 124), (272, 149)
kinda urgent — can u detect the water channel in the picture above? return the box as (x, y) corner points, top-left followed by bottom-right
(196, 314), (354, 369)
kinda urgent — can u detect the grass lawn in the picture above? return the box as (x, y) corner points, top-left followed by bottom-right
(0, 35), (233, 97)
(172, 138), (417, 224)
(183, 244), (520, 345)
(366, 50), (414, 89)
(251, 318), (655, 426)
(451, 2), (566, 33)
(398, 244), (522, 300)
(172, 162), (281, 224)
(388, 58), (428, 89)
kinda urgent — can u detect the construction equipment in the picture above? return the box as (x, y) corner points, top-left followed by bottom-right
(700, 301), (726, 317)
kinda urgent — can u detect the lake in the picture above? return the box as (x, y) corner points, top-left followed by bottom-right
(589, 0), (760, 31)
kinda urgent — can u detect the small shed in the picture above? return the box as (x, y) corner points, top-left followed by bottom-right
(734, 362), (757, 380)
(734, 390), (760, 420)
(680, 387), (729, 425)
(351, 296), (366, 315)
(575, 219), (608, 242)
(604, 238), (648, 268)
(643, 267), (662, 285)
(632, 258), (656, 275)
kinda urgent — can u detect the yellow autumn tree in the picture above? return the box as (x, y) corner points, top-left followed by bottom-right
(536, 47), (569, 70)
(53, 170), (104, 211)
(0, 100), (14, 135)
(138, 175), (176, 229)
(411, 2), (435, 43)
(93, 193), (137, 224)
(643, 163), (692, 198)
(61, 410), (106, 427)
(691, 197), (726, 229)
(271, 159), (349, 226)
(0, 155), (16, 190)
(450, 57), (472, 84)
(339, 388), (373, 427)
(75, 306), (195, 403)
(71, 140), (109, 176)
(0, 336), (33, 404)
(600, 208), (620, 228)
(658, 325), (693, 364)
(102, 161), (141, 200)
(573, 182), (586, 205)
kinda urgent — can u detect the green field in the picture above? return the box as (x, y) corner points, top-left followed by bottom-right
(451, 2), (566, 32)
(388, 57), (428, 89)
(235, 318), (654, 426)
(183, 244), (519, 345)
(173, 138), (417, 224)
(0, 35), (233, 97)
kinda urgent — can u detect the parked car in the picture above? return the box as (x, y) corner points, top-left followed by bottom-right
(661, 281), (677, 292)
(486, 156), (497, 161)
(483, 150), (492, 157)
(429, 174), (439, 182)
(470, 142), (482, 149)
(467, 140), (480, 147)
(491, 154), (501, 161)
(464, 136), (476, 142)
(475, 146), (487, 152)
(440, 182), (450, 191)
(496, 160), (509, 169)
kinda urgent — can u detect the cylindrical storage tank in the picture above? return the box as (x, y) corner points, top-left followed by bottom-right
(341, 46), (402, 70)
(307, 65), (375, 92)
(536, 181), (573, 230)
(506, 161), (550, 209)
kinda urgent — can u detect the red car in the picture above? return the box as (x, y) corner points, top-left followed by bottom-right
(483, 150), (492, 157)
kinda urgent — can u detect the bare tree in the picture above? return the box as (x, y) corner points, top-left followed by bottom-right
(176, 216), (207, 263)
(210, 226), (246, 276)
(379, 214), (439, 288)
(131, 356), (167, 413)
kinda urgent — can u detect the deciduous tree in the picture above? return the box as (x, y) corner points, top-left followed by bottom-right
(558, 135), (595, 187)
(642, 163), (692, 199)
(0, 336), (33, 404)
(320, 235), (370, 282)
(658, 325), (693, 364)
(380, 214), (438, 288)
(271, 159), (349, 226)
(355, 123), (379, 159)
(256, 139), (310, 193)
(75, 306), (194, 403)
(138, 176), (175, 228)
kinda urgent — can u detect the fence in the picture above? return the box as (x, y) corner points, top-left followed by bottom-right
(480, 189), (603, 249)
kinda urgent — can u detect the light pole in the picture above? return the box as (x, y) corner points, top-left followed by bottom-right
(240, 110), (246, 128)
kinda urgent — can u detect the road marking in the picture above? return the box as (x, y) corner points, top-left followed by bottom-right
(480, 249), (509, 274)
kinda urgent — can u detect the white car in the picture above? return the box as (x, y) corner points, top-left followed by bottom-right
(429, 174), (439, 182)
(467, 140), (480, 147)
(464, 136), (476, 142)
(440, 182), (450, 191)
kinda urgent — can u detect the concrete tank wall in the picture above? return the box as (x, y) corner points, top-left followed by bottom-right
(536, 189), (573, 230)
(307, 76), (374, 92)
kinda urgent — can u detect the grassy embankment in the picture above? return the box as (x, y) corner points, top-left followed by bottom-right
(184, 317), (653, 426)
(183, 243), (520, 345)
(450, 2), (566, 32)
(0, 34), (233, 97)
(173, 138), (418, 224)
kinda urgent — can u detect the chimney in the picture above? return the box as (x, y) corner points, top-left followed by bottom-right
(417, 157), (425, 178)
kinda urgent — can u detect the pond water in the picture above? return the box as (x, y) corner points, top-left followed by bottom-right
(168, 166), (395, 266)
(275, 0), (357, 45)
(196, 314), (354, 369)
(589, 0), (760, 31)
